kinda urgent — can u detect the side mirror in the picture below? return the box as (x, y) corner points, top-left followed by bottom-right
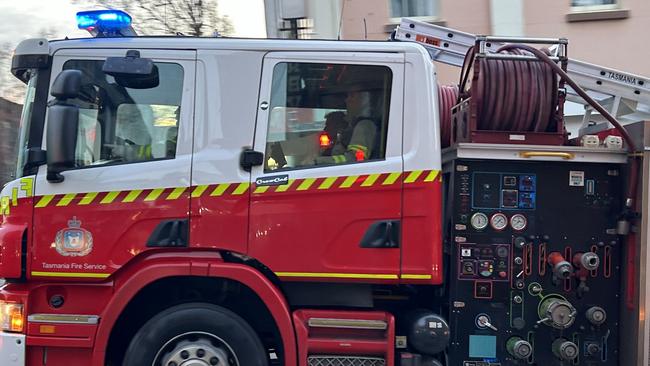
(46, 70), (81, 183)
(103, 50), (159, 89)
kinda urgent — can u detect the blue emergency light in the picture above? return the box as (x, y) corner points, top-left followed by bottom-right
(76, 10), (135, 37)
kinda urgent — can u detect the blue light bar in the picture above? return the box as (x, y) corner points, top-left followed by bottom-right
(76, 10), (132, 32)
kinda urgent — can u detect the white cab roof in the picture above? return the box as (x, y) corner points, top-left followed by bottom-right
(48, 36), (429, 56)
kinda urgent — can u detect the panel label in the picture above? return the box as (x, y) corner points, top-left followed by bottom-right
(569, 171), (585, 186)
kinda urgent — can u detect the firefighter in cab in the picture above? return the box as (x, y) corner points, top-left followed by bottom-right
(316, 66), (385, 164)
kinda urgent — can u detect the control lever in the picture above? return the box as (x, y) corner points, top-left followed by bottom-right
(476, 315), (498, 331)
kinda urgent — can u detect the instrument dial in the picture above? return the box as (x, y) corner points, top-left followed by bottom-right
(470, 212), (489, 230)
(510, 214), (527, 231)
(490, 213), (508, 231)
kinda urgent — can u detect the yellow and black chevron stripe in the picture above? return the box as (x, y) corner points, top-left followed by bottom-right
(32, 170), (440, 208)
(252, 170), (439, 194)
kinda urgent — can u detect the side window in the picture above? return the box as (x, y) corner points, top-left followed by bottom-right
(61, 60), (183, 168)
(264, 62), (392, 172)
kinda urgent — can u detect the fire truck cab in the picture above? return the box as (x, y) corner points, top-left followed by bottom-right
(1, 10), (444, 366)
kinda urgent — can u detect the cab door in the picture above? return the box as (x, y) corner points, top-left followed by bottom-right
(248, 52), (404, 283)
(31, 48), (195, 279)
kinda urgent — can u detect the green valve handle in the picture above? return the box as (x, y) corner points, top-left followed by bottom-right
(506, 336), (533, 360)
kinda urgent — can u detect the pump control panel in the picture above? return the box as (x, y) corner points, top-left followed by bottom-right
(446, 159), (621, 365)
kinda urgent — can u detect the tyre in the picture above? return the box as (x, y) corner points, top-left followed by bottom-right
(122, 302), (268, 366)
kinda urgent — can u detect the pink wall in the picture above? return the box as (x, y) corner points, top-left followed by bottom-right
(338, 0), (648, 84)
(524, 0), (650, 76)
(340, 0), (492, 84)
(340, 0), (391, 40)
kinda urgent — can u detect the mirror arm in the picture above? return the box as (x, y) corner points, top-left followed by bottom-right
(46, 171), (65, 183)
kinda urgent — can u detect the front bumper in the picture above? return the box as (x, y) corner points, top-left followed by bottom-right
(0, 332), (25, 365)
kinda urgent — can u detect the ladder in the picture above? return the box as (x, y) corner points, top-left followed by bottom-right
(393, 18), (650, 133)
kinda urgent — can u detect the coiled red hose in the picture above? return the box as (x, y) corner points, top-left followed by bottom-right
(464, 47), (558, 133)
(437, 84), (459, 147)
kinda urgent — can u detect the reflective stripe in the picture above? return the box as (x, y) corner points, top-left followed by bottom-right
(404, 170), (423, 183)
(401, 274), (432, 280)
(191, 185), (209, 198)
(297, 178), (316, 191)
(79, 192), (98, 205)
(210, 184), (230, 196)
(254, 185), (270, 194)
(348, 144), (368, 153)
(144, 188), (165, 201)
(31, 271), (110, 279)
(361, 173), (381, 187)
(122, 190), (142, 203)
(35, 195), (55, 208)
(26, 170), (440, 206)
(56, 193), (76, 207)
(383, 172), (401, 185)
(318, 176), (338, 190)
(275, 179), (295, 192)
(137, 145), (152, 158)
(275, 272), (398, 280)
(339, 175), (358, 188)
(100, 191), (120, 204)
(166, 187), (186, 200)
(333, 155), (347, 163)
(424, 170), (440, 182)
(232, 183), (250, 195)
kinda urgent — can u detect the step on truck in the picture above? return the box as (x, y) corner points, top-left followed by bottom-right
(0, 9), (648, 366)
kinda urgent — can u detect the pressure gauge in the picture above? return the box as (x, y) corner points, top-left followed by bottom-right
(490, 213), (508, 231)
(510, 214), (528, 231)
(471, 212), (489, 230)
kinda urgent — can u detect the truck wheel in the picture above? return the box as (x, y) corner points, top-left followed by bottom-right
(123, 302), (268, 366)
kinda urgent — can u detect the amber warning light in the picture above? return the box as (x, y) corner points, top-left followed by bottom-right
(319, 132), (331, 148)
(0, 301), (24, 332)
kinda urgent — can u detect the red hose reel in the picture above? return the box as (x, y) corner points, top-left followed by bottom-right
(438, 36), (569, 147)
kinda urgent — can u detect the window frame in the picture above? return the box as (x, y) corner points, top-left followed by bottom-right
(57, 58), (185, 171)
(262, 61), (394, 173)
(251, 51), (405, 180)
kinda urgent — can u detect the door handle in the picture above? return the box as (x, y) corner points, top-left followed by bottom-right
(359, 220), (400, 248)
(240, 148), (264, 172)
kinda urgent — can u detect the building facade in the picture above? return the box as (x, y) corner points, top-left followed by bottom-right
(264, 0), (650, 84)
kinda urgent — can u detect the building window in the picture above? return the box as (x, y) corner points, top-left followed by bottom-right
(571, 0), (616, 6)
(264, 62), (393, 172)
(570, 0), (618, 11)
(389, 0), (439, 21)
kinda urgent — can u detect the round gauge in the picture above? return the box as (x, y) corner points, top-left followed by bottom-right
(490, 213), (508, 231)
(510, 214), (528, 231)
(470, 212), (489, 230)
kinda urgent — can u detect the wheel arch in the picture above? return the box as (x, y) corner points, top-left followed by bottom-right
(92, 250), (296, 366)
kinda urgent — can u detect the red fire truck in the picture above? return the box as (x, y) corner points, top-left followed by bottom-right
(1, 10), (647, 366)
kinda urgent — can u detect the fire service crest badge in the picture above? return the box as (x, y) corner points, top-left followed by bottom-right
(55, 217), (94, 257)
